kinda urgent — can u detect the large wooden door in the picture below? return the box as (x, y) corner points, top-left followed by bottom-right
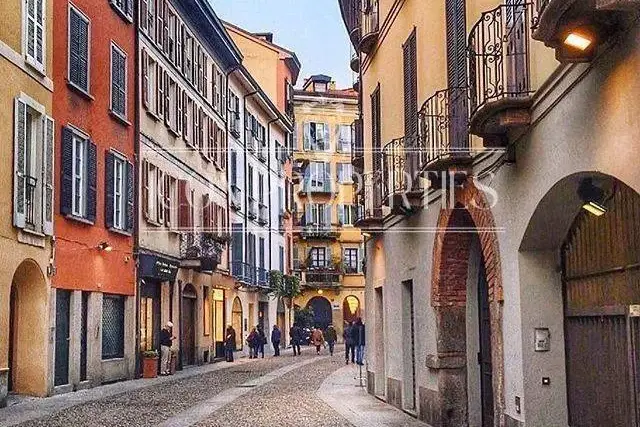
(478, 263), (494, 427)
(563, 183), (640, 427)
(54, 290), (71, 386)
(181, 286), (197, 366)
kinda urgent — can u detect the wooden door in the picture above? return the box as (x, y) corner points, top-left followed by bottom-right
(181, 288), (197, 366)
(54, 290), (71, 386)
(478, 263), (494, 427)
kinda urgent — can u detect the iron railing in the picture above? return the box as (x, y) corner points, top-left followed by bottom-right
(231, 261), (270, 289)
(247, 197), (257, 219)
(354, 171), (384, 224)
(302, 180), (333, 194)
(302, 224), (338, 239)
(258, 203), (268, 225)
(25, 175), (37, 228)
(468, 2), (535, 119)
(179, 231), (223, 260)
(361, 0), (379, 52)
(418, 87), (470, 168)
(382, 136), (423, 201)
(305, 270), (342, 288)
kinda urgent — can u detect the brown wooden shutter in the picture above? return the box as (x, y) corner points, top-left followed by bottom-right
(157, 66), (164, 117)
(164, 173), (171, 227)
(202, 194), (210, 231)
(142, 49), (149, 109)
(178, 180), (189, 230)
(142, 159), (149, 219)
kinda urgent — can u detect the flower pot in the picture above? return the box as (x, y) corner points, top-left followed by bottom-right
(142, 356), (159, 378)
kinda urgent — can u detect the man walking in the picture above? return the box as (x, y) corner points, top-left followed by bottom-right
(354, 318), (366, 365)
(225, 325), (236, 362)
(343, 321), (355, 364)
(256, 325), (267, 358)
(290, 322), (302, 356)
(271, 325), (282, 357)
(160, 321), (175, 375)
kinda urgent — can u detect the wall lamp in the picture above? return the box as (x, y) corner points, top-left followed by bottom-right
(558, 25), (597, 63)
(97, 241), (113, 252)
(578, 178), (607, 217)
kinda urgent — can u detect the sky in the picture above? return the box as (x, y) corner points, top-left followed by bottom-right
(209, 0), (355, 89)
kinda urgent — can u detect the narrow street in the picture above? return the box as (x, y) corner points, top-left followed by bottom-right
(0, 348), (424, 427)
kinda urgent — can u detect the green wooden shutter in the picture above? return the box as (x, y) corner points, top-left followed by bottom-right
(126, 160), (134, 233)
(60, 127), (74, 216)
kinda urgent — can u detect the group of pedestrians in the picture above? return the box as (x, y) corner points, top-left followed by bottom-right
(343, 318), (365, 365)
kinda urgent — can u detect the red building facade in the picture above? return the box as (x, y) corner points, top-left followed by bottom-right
(51, 0), (136, 392)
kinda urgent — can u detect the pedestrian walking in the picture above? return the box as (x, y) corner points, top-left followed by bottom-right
(160, 322), (176, 375)
(247, 327), (258, 359)
(343, 321), (355, 364)
(311, 327), (325, 355)
(225, 325), (236, 362)
(271, 325), (282, 357)
(325, 324), (337, 356)
(290, 322), (302, 356)
(353, 318), (366, 365)
(256, 325), (266, 358)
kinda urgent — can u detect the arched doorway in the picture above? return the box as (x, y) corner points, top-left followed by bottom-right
(181, 284), (197, 366)
(232, 297), (243, 350)
(307, 296), (332, 331)
(9, 260), (48, 396)
(343, 295), (361, 324)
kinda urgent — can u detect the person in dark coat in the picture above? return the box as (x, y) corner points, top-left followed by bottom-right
(271, 325), (282, 357)
(353, 318), (366, 365)
(256, 325), (267, 358)
(247, 327), (258, 359)
(343, 322), (355, 364)
(290, 322), (302, 356)
(224, 325), (236, 362)
(325, 324), (338, 356)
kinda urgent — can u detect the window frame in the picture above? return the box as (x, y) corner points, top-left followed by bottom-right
(310, 247), (327, 269)
(110, 42), (128, 120)
(71, 132), (88, 217)
(109, 0), (133, 22)
(24, 0), (47, 73)
(112, 153), (126, 230)
(102, 294), (125, 360)
(67, 4), (91, 94)
(343, 248), (359, 274)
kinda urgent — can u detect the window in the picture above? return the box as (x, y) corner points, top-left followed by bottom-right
(309, 162), (329, 189)
(72, 134), (87, 217)
(25, 0), (46, 71)
(338, 205), (357, 226)
(306, 203), (330, 226)
(139, 296), (154, 351)
(229, 92), (241, 135)
(13, 97), (54, 235)
(68, 5), (90, 93)
(344, 248), (359, 274)
(230, 150), (238, 188)
(337, 125), (352, 152)
(110, 43), (127, 119)
(102, 295), (125, 359)
(304, 122), (329, 151)
(248, 165), (254, 199)
(109, 0), (133, 20)
(309, 247), (327, 269)
(337, 163), (353, 184)
(258, 173), (264, 204)
(106, 152), (133, 232)
(203, 287), (211, 336)
(314, 82), (327, 92)
(62, 127), (96, 222)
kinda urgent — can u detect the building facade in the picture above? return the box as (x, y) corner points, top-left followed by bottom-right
(0, 0), (55, 406)
(136, 0), (240, 368)
(50, 0), (137, 393)
(340, 0), (640, 426)
(292, 75), (364, 340)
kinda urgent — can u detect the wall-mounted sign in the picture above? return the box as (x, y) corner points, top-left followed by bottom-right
(139, 254), (179, 281)
(534, 328), (551, 352)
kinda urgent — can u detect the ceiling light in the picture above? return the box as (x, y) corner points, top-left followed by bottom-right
(317, 289), (324, 295)
(564, 32), (593, 51)
(578, 178), (608, 217)
(582, 201), (607, 217)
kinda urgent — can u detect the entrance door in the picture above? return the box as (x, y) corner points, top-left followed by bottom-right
(563, 183), (640, 426)
(478, 263), (494, 427)
(181, 285), (197, 366)
(54, 290), (71, 386)
(307, 297), (332, 331)
(232, 298), (243, 350)
(402, 281), (417, 410)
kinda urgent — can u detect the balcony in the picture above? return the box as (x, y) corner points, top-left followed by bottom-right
(229, 114), (241, 138)
(246, 129), (257, 152)
(350, 52), (360, 73)
(468, 2), (536, 146)
(533, 0), (635, 61)
(418, 87), (473, 187)
(24, 175), (38, 230)
(257, 142), (267, 162)
(247, 197), (257, 220)
(299, 180), (333, 196)
(179, 231), (223, 273)
(231, 261), (270, 290)
(258, 203), (268, 225)
(303, 269), (342, 289)
(382, 137), (424, 215)
(360, 0), (379, 55)
(339, 0), (362, 50)
(351, 119), (364, 175)
(301, 224), (339, 240)
(354, 172), (384, 231)
(230, 186), (242, 211)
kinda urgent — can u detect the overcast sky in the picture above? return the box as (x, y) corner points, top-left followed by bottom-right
(209, 0), (355, 89)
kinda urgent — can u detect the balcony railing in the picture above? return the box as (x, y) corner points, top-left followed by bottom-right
(246, 129), (257, 152)
(382, 136), (424, 212)
(418, 87), (472, 173)
(468, 2), (535, 141)
(300, 180), (333, 195)
(231, 261), (270, 289)
(304, 269), (342, 288)
(302, 224), (339, 240)
(247, 197), (257, 219)
(354, 171), (384, 229)
(229, 113), (241, 138)
(230, 186), (242, 210)
(25, 175), (38, 229)
(258, 203), (268, 225)
(360, 0), (379, 54)
(350, 52), (360, 73)
(339, 0), (362, 50)
(180, 232), (223, 273)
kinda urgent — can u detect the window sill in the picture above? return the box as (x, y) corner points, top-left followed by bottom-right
(200, 151), (211, 162)
(110, 111), (131, 127)
(67, 81), (94, 101)
(21, 227), (45, 237)
(25, 57), (46, 76)
(65, 214), (95, 226)
(168, 127), (180, 138)
(146, 109), (161, 122)
(145, 218), (163, 227)
(108, 227), (132, 237)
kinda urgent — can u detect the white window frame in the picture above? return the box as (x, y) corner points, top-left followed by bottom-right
(67, 4), (91, 93)
(338, 125), (352, 152)
(23, 0), (46, 73)
(310, 162), (326, 189)
(109, 0), (133, 21)
(112, 154), (126, 230)
(110, 42), (127, 119)
(71, 132), (88, 217)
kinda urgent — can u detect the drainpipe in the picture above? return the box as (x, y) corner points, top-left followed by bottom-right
(133, 1), (142, 379)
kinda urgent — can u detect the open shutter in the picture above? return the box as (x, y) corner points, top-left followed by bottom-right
(164, 73), (170, 125)
(157, 170), (165, 224)
(140, 0), (148, 30)
(13, 99), (27, 228)
(358, 246), (364, 273)
(105, 151), (115, 229)
(182, 92), (189, 142)
(126, 161), (134, 233)
(141, 159), (149, 219)
(176, 87), (183, 135)
(326, 247), (333, 268)
(86, 140), (97, 223)
(303, 164), (311, 192)
(324, 124), (330, 151)
(42, 115), (54, 235)
(156, 66), (164, 117)
(60, 127), (74, 216)
(303, 122), (310, 150)
(142, 49), (149, 109)
(178, 180), (190, 230)
(337, 205), (344, 226)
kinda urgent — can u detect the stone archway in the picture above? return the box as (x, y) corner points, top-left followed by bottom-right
(307, 296), (333, 331)
(231, 297), (243, 350)
(343, 295), (361, 324)
(427, 180), (504, 427)
(9, 259), (48, 397)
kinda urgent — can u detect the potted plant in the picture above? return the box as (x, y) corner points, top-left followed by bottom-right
(142, 350), (159, 379)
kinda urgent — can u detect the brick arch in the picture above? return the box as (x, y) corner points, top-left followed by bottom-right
(427, 180), (505, 427)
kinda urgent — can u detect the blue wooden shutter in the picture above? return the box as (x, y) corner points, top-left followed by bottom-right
(126, 160), (134, 233)
(105, 151), (115, 229)
(86, 140), (97, 222)
(60, 127), (74, 216)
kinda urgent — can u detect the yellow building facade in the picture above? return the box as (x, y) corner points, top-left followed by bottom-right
(292, 75), (364, 341)
(0, 0), (55, 405)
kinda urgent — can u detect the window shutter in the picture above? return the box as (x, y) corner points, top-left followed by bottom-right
(13, 99), (27, 228)
(162, 0), (169, 53)
(202, 194), (210, 231)
(126, 160), (134, 233)
(78, 13), (89, 91)
(230, 150), (237, 187)
(105, 151), (115, 229)
(358, 246), (364, 273)
(221, 130), (227, 170)
(86, 140), (97, 222)
(41, 115), (54, 235)
(326, 247), (333, 267)
(26, 0), (36, 61)
(30, 0), (45, 67)
(60, 127), (74, 216)
(140, 0), (148, 31)
(324, 124), (331, 151)
(141, 159), (149, 219)
(142, 49), (149, 109)
(117, 51), (126, 115)
(292, 245), (299, 269)
(176, 87), (183, 135)
(156, 66), (164, 117)
(303, 122), (310, 150)
(324, 205), (332, 226)
(337, 205), (344, 226)
(156, 170), (164, 224)
(178, 180), (190, 230)
(164, 73), (170, 125)
(182, 92), (189, 142)
(69, 10), (80, 88)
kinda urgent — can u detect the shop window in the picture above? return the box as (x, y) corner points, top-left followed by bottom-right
(102, 294), (125, 359)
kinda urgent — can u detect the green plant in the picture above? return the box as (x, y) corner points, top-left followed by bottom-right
(142, 350), (158, 358)
(294, 306), (315, 330)
(269, 271), (302, 331)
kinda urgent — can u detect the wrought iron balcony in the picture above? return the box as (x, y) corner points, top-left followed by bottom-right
(303, 269), (342, 289)
(468, 2), (536, 146)
(247, 197), (257, 220)
(351, 119), (364, 175)
(258, 203), (268, 225)
(418, 87), (473, 186)
(382, 136), (424, 215)
(360, 0), (379, 54)
(246, 129), (257, 152)
(24, 175), (38, 229)
(350, 52), (360, 73)
(301, 224), (339, 240)
(229, 113), (241, 138)
(299, 180), (333, 196)
(230, 186), (242, 211)
(180, 231), (223, 273)
(231, 261), (270, 290)
(354, 171), (384, 231)
(339, 0), (362, 50)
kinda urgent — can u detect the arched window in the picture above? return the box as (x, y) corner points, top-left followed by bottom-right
(343, 295), (361, 324)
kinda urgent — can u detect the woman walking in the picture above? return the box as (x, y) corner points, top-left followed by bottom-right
(247, 327), (258, 359)
(311, 327), (325, 355)
(325, 324), (337, 356)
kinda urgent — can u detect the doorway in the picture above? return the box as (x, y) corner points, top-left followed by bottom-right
(307, 296), (332, 331)
(402, 280), (417, 411)
(478, 263), (494, 427)
(181, 284), (197, 366)
(232, 297), (243, 350)
(374, 287), (386, 397)
(54, 290), (71, 387)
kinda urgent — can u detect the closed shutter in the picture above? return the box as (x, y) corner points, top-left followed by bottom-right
(163, 174), (171, 227)
(202, 194), (210, 231)
(69, 8), (89, 91)
(156, 170), (164, 224)
(13, 99), (27, 228)
(141, 159), (149, 219)
(140, 0), (148, 31)
(326, 247), (333, 267)
(26, 0), (45, 67)
(303, 122), (310, 150)
(403, 29), (418, 141)
(446, 0), (467, 88)
(178, 180), (190, 230)
(371, 85), (382, 171)
(142, 49), (149, 108)
(157, 66), (164, 117)
(111, 46), (126, 116)
(164, 73), (170, 125)
(221, 130), (227, 170)
(230, 150), (237, 187)
(162, 0), (169, 53)
(86, 140), (97, 223)
(42, 115), (54, 235)
(105, 152), (115, 229)
(292, 245), (300, 270)
(182, 92), (189, 142)
(61, 127), (74, 216)
(126, 161), (134, 233)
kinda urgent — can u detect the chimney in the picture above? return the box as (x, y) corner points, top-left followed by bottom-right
(329, 81), (336, 90)
(254, 32), (274, 43)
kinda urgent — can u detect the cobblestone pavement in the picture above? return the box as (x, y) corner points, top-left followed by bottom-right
(8, 346), (354, 427)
